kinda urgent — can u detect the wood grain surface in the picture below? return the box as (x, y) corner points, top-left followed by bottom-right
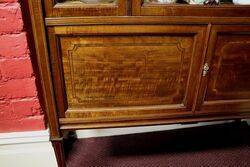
(29, 1), (250, 166)
(61, 35), (192, 107)
(43, 0), (128, 17)
(48, 25), (206, 120)
(197, 25), (250, 114)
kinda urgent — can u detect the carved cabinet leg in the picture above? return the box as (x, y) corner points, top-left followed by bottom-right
(52, 138), (66, 167)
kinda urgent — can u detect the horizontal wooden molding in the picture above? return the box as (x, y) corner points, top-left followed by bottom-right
(46, 16), (250, 26)
(60, 114), (250, 130)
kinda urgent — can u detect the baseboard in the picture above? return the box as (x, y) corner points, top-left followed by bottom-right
(77, 119), (250, 139)
(0, 129), (57, 167)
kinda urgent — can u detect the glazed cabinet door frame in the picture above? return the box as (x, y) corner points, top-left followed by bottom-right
(43, 0), (129, 17)
(196, 25), (250, 115)
(47, 24), (207, 129)
(132, 0), (250, 17)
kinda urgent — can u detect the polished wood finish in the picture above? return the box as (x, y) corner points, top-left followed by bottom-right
(29, 0), (250, 166)
(60, 114), (250, 130)
(197, 25), (250, 114)
(28, 0), (60, 138)
(45, 16), (250, 26)
(44, 0), (129, 17)
(52, 138), (66, 167)
(48, 25), (206, 121)
(62, 35), (192, 107)
(133, 0), (250, 17)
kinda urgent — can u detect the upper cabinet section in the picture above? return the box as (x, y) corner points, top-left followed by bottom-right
(43, 0), (250, 17)
(132, 0), (250, 16)
(43, 0), (129, 17)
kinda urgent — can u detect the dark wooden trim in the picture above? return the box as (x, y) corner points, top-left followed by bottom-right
(193, 24), (212, 112)
(28, 0), (60, 138)
(45, 16), (250, 26)
(44, 0), (128, 17)
(138, 1), (250, 17)
(132, 0), (141, 15)
(51, 138), (66, 167)
(52, 24), (207, 35)
(28, 2), (65, 165)
(60, 113), (250, 130)
(60, 111), (192, 124)
(47, 27), (67, 118)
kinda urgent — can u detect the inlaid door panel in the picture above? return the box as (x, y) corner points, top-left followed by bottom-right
(43, 0), (128, 17)
(48, 25), (206, 122)
(197, 25), (250, 114)
(62, 36), (193, 108)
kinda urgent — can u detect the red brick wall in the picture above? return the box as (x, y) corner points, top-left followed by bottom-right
(0, 0), (45, 132)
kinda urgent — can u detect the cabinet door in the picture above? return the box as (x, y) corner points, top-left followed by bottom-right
(48, 25), (206, 124)
(197, 25), (250, 114)
(44, 0), (128, 17)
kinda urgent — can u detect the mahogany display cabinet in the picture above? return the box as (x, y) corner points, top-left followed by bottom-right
(28, 0), (250, 166)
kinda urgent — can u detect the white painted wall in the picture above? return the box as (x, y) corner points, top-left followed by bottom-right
(0, 130), (57, 167)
